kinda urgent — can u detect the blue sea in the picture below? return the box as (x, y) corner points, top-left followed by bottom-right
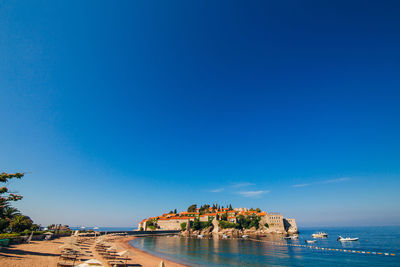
(129, 226), (400, 266)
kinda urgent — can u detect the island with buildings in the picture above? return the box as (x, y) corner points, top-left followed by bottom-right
(138, 204), (298, 237)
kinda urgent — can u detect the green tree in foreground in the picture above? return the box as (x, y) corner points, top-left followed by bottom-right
(9, 215), (33, 232)
(0, 172), (24, 204)
(0, 172), (36, 233)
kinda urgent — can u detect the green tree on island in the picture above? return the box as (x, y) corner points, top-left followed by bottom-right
(187, 204), (197, 212)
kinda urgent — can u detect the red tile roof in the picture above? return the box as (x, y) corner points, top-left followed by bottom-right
(169, 216), (194, 220)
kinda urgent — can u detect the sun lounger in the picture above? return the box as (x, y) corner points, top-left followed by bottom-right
(108, 260), (126, 267)
(57, 263), (75, 267)
(59, 254), (78, 261)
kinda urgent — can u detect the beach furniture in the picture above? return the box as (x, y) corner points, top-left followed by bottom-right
(108, 260), (126, 267)
(59, 254), (78, 261)
(57, 263), (75, 267)
(77, 259), (104, 266)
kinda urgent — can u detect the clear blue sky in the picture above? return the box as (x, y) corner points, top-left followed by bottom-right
(1, 1), (399, 227)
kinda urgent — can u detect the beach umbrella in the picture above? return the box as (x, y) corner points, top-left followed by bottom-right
(159, 261), (165, 267)
(107, 245), (118, 251)
(117, 250), (129, 257)
(84, 259), (102, 265)
(76, 259), (104, 266)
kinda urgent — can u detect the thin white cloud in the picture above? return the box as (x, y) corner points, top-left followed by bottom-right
(238, 190), (270, 198)
(210, 188), (225, 193)
(231, 182), (255, 188)
(292, 183), (312, 188)
(322, 177), (350, 184)
(292, 177), (350, 188)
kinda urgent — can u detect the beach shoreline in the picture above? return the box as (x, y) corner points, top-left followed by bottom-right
(114, 236), (188, 267)
(0, 235), (187, 267)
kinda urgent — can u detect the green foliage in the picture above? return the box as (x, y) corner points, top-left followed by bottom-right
(256, 208), (261, 212)
(0, 219), (9, 232)
(187, 204), (197, 212)
(218, 221), (240, 229)
(0, 171), (30, 234)
(198, 204), (210, 214)
(220, 213), (227, 221)
(146, 220), (155, 227)
(0, 233), (20, 239)
(0, 172), (24, 202)
(180, 222), (187, 231)
(32, 230), (47, 235)
(9, 215), (33, 233)
(174, 209), (177, 214)
(0, 172), (24, 183)
(191, 218), (213, 230)
(147, 225), (156, 230)
(2, 206), (21, 220)
(236, 215), (261, 229)
(264, 223), (269, 228)
(30, 224), (40, 231)
(229, 204), (233, 210)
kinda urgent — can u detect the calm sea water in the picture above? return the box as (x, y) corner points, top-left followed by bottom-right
(129, 226), (400, 266)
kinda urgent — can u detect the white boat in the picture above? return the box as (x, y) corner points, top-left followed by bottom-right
(242, 235), (249, 239)
(222, 234), (230, 239)
(197, 234), (205, 238)
(337, 236), (359, 242)
(305, 240), (317, 243)
(312, 232), (328, 238)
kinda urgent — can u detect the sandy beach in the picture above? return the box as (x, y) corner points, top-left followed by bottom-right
(0, 235), (187, 267)
(0, 237), (69, 267)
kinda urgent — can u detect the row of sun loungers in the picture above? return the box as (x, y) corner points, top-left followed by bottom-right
(57, 236), (96, 266)
(94, 239), (131, 267)
(57, 234), (132, 267)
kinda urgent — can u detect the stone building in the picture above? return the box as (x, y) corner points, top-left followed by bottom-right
(157, 216), (195, 230)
